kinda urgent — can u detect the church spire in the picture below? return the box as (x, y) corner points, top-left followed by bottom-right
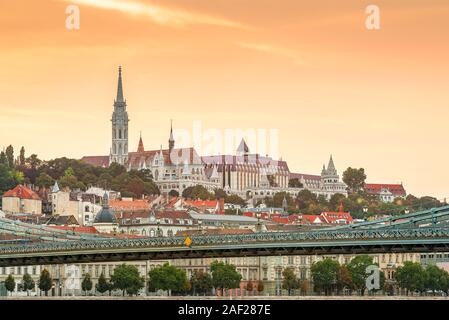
(168, 119), (175, 152)
(116, 65), (124, 104)
(137, 132), (144, 153)
(326, 154), (337, 175)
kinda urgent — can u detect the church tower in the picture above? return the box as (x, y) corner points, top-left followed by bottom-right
(168, 120), (175, 153)
(110, 66), (129, 165)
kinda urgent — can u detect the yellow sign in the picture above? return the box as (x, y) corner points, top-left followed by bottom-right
(184, 237), (192, 247)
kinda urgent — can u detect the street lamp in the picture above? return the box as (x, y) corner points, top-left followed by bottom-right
(156, 218), (162, 237)
(363, 206), (368, 214)
(404, 209), (410, 214)
(198, 220), (203, 235)
(256, 213), (262, 232)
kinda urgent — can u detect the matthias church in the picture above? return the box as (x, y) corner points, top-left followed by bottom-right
(82, 67), (347, 200)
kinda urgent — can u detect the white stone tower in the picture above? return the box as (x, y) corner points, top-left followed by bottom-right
(110, 66), (129, 165)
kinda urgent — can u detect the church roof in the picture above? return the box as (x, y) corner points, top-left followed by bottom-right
(289, 172), (321, 181)
(81, 156), (110, 167)
(94, 193), (117, 224)
(116, 65), (124, 103)
(237, 139), (250, 154)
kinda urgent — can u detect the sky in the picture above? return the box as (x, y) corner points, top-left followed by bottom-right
(0, 0), (448, 199)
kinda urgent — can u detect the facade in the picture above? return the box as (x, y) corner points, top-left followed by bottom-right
(48, 182), (102, 226)
(364, 183), (407, 203)
(80, 67), (357, 202)
(290, 155), (348, 200)
(1, 185), (42, 215)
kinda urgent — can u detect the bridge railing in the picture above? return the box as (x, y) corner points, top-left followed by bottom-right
(2, 227), (449, 256)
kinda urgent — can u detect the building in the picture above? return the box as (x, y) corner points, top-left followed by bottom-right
(1, 185), (42, 215)
(93, 193), (119, 233)
(290, 155), (348, 200)
(364, 183), (406, 202)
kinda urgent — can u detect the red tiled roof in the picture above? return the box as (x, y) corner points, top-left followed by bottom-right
(320, 211), (353, 224)
(297, 214), (324, 224)
(3, 185), (41, 200)
(364, 183), (406, 196)
(80, 156), (110, 167)
(176, 228), (253, 236)
(127, 147), (202, 168)
(271, 217), (289, 224)
(48, 225), (98, 234)
(109, 199), (151, 211)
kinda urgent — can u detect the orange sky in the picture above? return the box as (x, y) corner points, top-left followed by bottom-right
(0, 0), (448, 198)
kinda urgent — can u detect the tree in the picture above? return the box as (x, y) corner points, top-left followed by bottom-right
(26, 154), (41, 170)
(22, 273), (35, 296)
(126, 177), (145, 198)
(182, 185), (214, 200)
(246, 280), (254, 294)
(148, 263), (188, 296)
(282, 267), (300, 296)
(35, 172), (54, 188)
(190, 269), (213, 296)
(210, 261), (242, 295)
(38, 269), (52, 296)
(5, 274), (15, 296)
(347, 255), (375, 296)
(343, 167), (366, 193)
(424, 265), (449, 295)
(168, 189), (179, 197)
(225, 194), (246, 206)
(257, 281), (264, 295)
(111, 264), (145, 296)
(336, 265), (353, 295)
(311, 258), (340, 295)
(19, 146), (25, 166)
(288, 178), (303, 188)
(5, 145), (14, 168)
(144, 181), (160, 195)
(394, 262), (426, 295)
(81, 273), (93, 296)
(296, 189), (317, 211)
(96, 273), (113, 295)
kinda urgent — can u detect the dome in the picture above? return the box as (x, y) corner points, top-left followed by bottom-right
(94, 192), (116, 224)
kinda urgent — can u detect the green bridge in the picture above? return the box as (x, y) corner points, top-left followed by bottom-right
(1, 206), (449, 267)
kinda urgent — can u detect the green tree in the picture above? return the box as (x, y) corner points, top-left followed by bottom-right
(81, 273), (93, 296)
(35, 172), (54, 188)
(347, 255), (375, 296)
(336, 265), (353, 295)
(111, 264), (145, 296)
(424, 265), (449, 295)
(311, 258), (340, 295)
(26, 154), (41, 170)
(19, 146), (25, 166)
(296, 189), (318, 211)
(210, 261), (242, 294)
(182, 185), (214, 200)
(282, 267), (300, 296)
(5, 145), (14, 168)
(96, 273), (113, 295)
(38, 269), (52, 296)
(288, 178), (303, 188)
(343, 167), (366, 193)
(168, 189), (179, 197)
(5, 274), (15, 296)
(144, 180), (160, 195)
(148, 263), (188, 296)
(225, 194), (246, 206)
(22, 273), (35, 296)
(190, 269), (213, 296)
(126, 177), (145, 198)
(394, 261), (426, 295)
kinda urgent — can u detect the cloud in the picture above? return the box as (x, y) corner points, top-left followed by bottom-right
(238, 42), (305, 65)
(62, 0), (245, 28)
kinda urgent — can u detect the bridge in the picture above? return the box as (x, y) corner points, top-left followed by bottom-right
(1, 206), (449, 267)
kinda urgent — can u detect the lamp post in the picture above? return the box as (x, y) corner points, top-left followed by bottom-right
(256, 213), (262, 233)
(363, 206), (368, 214)
(198, 220), (203, 235)
(156, 218), (162, 237)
